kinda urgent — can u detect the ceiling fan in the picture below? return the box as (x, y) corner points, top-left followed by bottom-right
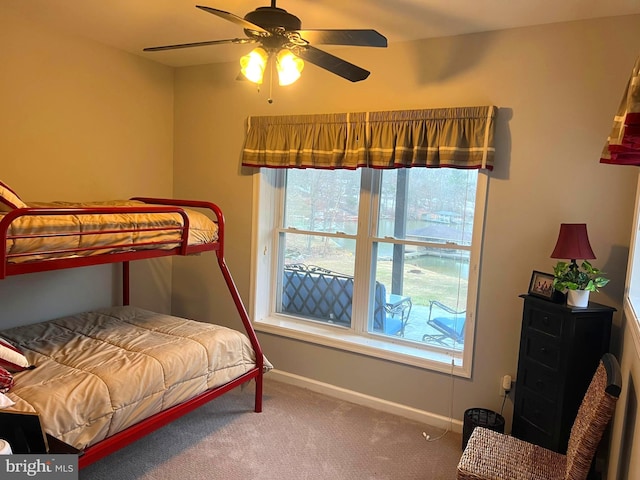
(143, 2), (387, 83)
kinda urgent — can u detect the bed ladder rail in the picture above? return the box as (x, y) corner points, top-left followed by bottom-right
(125, 198), (265, 413)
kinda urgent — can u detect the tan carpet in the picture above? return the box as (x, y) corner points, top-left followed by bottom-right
(80, 378), (462, 480)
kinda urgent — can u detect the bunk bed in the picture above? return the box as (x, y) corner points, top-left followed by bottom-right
(0, 192), (267, 468)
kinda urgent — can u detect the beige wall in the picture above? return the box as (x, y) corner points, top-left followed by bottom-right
(171, 15), (640, 476)
(0, 9), (175, 319)
(1, 7), (640, 478)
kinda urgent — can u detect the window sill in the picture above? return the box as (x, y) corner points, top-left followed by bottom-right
(254, 314), (469, 377)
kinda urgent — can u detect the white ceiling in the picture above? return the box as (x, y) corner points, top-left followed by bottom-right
(6, 0), (640, 67)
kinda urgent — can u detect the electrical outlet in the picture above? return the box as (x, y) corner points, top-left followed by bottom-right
(499, 374), (512, 397)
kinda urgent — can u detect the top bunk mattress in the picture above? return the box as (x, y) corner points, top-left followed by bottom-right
(1, 200), (218, 264)
(0, 306), (268, 450)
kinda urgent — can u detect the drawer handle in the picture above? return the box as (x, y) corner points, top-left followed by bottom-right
(543, 316), (550, 325)
(540, 346), (547, 353)
(536, 380), (545, 389)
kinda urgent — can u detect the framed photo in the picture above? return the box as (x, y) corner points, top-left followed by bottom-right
(528, 270), (556, 300)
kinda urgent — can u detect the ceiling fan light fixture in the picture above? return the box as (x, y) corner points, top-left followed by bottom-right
(240, 47), (268, 84)
(276, 49), (304, 86)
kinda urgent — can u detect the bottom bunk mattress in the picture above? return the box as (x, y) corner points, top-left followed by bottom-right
(0, 306), (270, 450)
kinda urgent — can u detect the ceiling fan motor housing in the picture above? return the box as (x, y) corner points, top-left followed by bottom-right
(244, 7), (302, 33)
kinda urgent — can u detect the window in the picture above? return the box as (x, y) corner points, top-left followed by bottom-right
(250, 167), (487, 375)
(244, 106), (496, 376)
(625, 176), (640, 349)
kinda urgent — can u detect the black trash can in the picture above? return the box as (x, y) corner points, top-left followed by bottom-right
(462, 408), (505, 450)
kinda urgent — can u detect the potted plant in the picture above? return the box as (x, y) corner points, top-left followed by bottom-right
(552, 260), (610, 307)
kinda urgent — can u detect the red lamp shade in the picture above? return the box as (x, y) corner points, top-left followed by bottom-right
(550, 223), (596, 261)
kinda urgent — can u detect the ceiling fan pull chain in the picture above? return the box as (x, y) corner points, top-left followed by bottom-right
(268, 57), (274, 104)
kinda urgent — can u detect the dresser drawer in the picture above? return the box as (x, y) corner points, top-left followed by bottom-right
(520, 363), (559, 401)
(512, 415), (555, 451)
(522, 334), (560, 370)
(527, 308), (562, 338)
(517, 391), (556, 436)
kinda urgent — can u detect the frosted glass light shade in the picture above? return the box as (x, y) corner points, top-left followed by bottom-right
(276, 49), (304, 86)
(240, 48), (268, 84)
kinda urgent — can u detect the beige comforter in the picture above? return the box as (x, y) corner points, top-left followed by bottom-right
(2, 200), (218, 264)
(1, 306), (269, 449)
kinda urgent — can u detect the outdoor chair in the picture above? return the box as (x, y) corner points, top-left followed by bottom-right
(457, 352), (622, 480)
(422, 300), (466, 346)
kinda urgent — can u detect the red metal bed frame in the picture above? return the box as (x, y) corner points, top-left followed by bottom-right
(0, 197), (264, 468)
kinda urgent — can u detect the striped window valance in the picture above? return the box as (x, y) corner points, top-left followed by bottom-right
(241, 105), (497, 170)
(600, 55), (640, 166)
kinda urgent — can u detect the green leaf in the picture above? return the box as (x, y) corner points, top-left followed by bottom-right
(551, 260), (609, 292)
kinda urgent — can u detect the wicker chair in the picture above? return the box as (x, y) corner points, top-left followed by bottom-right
(457, 353), (622, 480)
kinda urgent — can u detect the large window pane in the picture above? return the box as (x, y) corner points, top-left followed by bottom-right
(371, 168), (474, 348)
(280, 169), (359, 329)
(373, 241), (468, 349)
(279, 233), (355, 328)
(378, 169), (477, 245)
(285, 169), (360, 232)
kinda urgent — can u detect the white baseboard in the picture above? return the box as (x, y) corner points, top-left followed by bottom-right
(268, 369), (464, 434)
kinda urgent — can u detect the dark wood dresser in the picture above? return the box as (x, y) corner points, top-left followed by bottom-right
(512, 294), (614, 453)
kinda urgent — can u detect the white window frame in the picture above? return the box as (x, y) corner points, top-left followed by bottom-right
(624, 174), (640, 352)
(248, 168), (489, 377)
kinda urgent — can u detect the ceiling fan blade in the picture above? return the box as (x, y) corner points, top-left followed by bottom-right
(144, 38), (257, 52)
(294, 29), (387, 47)
(195, 5), (270, 34)
(294, 46), (370, 82)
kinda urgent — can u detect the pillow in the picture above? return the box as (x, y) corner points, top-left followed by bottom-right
(0, 391), (15, 408)
(0, 367), (14, 394)
(0, 337), (30, 372)
(0, 180), (28, 212)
